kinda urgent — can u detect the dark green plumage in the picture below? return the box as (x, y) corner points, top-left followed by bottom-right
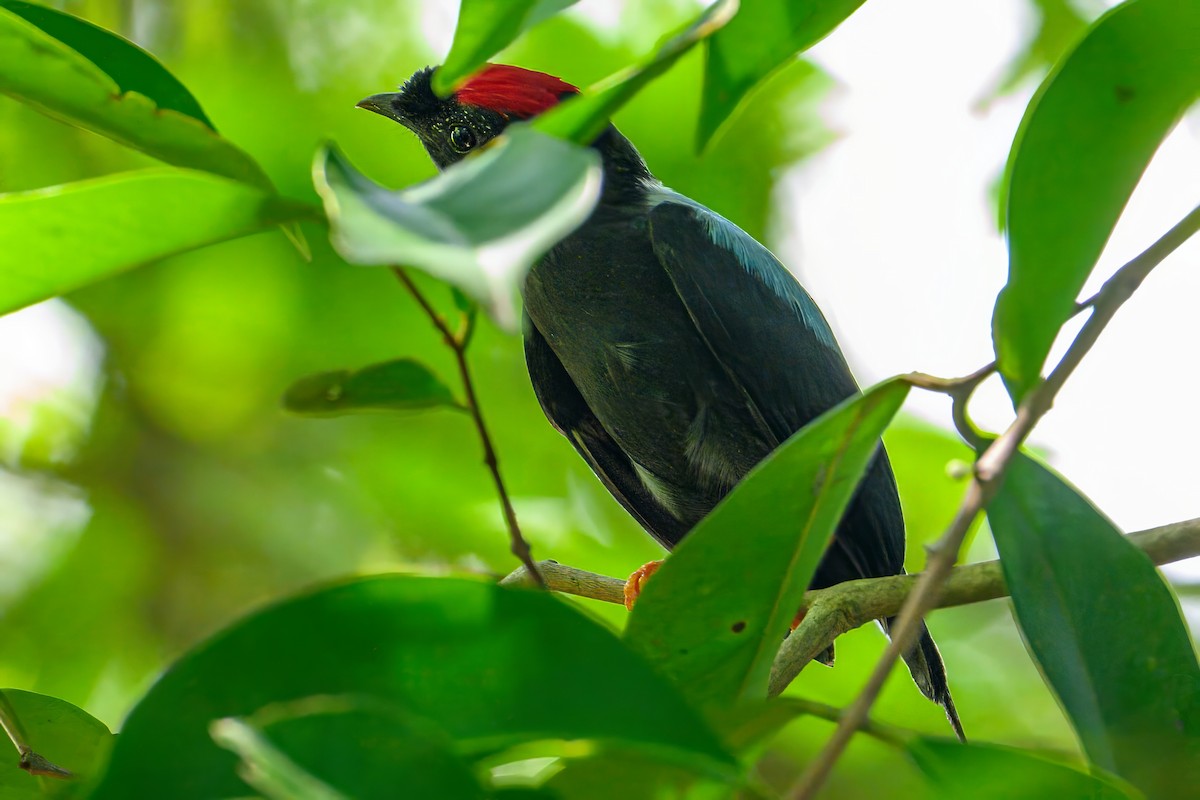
(360, 64), (964, 741)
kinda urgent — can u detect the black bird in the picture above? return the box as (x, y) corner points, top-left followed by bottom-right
(358, 64), (964, 739)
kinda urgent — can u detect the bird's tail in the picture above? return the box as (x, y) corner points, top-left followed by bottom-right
(881, 616), (965, 742)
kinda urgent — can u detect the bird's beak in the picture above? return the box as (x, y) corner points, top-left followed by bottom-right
(356, 93), (407, 126)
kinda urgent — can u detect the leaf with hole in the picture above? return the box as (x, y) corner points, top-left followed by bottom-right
(992, 0), (1200, 402)
(0, 170), (315, 317)
(0, 2), (270, 188)
(624, 379), (910, 708)
(313, 130), (601, 332)
(697, 0), (868, 149)
(433, 0), (580, 95)
(283, 359), (462, 416)
(90, 576), (735, 799)
(987, 453), (1200, 797)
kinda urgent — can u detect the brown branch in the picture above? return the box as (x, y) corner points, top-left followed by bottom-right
(903, 362), (995, 448)
(499, 516), (1200, 614)
(392, 268), (544, 587)
(501, 559), (627, 602)
(790, 201), (1200, 799)
(768, 518), (1197, 695)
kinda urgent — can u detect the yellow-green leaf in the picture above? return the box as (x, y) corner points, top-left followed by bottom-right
(0, 5), (270, 188)
(0, 170), (316, 317)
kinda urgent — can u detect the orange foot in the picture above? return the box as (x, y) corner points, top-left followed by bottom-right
(790, 608), (834, 664)
(623, 560), (664, 610)
(791, 607), (807, 631)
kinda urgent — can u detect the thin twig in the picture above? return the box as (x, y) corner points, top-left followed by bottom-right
(392, 268), (545, 587)
(903, 361), (995, 447)
(770, 698), (914, 749)
(501, 559), (627, 603)
(790, 202), (1200, 799)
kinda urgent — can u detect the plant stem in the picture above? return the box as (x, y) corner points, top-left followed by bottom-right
(392, 268), (545, 588)
(498, 516), (1199, 616)
(0, 691), (71, 778)
(788, 201), (1200, 800)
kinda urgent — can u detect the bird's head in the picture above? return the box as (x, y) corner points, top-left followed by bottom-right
(357, 64), (580, 170)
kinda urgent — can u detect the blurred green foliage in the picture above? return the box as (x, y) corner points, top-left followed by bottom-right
(1, 0), (1195, 798)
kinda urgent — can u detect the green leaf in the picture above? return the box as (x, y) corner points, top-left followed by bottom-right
(534, 0), (738, 145)
(0, 170), (315, 318)
(0, 5), (270, 188)
(433, 0), (580, 95)
(543, 749), (721, 800)
(883, 418), (983, 573)
(210, 718), (348, 800)
(624, 380), (910, 708)
(313, 131), (601, 332)
(211, 697), (486, 800)
(0, 0), (211, 127)
(283, 359), (462, 416)
(91, 576), (735, 799)
(0, 689), (113, 799)
(697, 0), (869, 149)
(987, 454), (1200, 797)
(908, 738), (1139, 800)
(992, 0), (1200, 402)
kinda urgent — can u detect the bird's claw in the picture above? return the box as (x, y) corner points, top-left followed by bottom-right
(623, 560), (664, 610)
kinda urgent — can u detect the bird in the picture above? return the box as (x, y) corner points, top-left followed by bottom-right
(357, 63), (964, 740)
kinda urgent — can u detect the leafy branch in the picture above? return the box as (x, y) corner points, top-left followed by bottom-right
(501, 516), (1200, 681)
(391, 267), (545, 587)
(789, 201), (1200, 798)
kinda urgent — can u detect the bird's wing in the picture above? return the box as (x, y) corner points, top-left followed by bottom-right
(524, 318), (690, 549)
(646, 192), (904, 578)
(646, 192), (858, 441)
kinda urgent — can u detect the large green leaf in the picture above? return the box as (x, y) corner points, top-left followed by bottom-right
(433, 0), (580, 95)
(0, 5), (270, 188)
(91, 576), (735, 799)
(0, 1), (211, 126)
(211, 697), (487, 800)
(909, 738), (1139, 800)
(0, 690), (113, 799)
(0, 170), (315, 318)
(993, 0), (1200, 402)
(624, 380), (910, 708)
(283, 359), (463, 416)
(987, 454), (1200, 797)
(534, 0), (738, 145)
(543, 749), (721, 800)
(313, 130), (601, 331)
(697, 0), (868, 149)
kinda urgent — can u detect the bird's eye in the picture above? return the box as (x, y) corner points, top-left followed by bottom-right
(450, 126), (477, 153)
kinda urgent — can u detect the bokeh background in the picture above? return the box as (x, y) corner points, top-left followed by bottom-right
(1, 0), (1196, 795)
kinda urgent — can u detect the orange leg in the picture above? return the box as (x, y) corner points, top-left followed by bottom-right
(623, 560), (664, 611)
